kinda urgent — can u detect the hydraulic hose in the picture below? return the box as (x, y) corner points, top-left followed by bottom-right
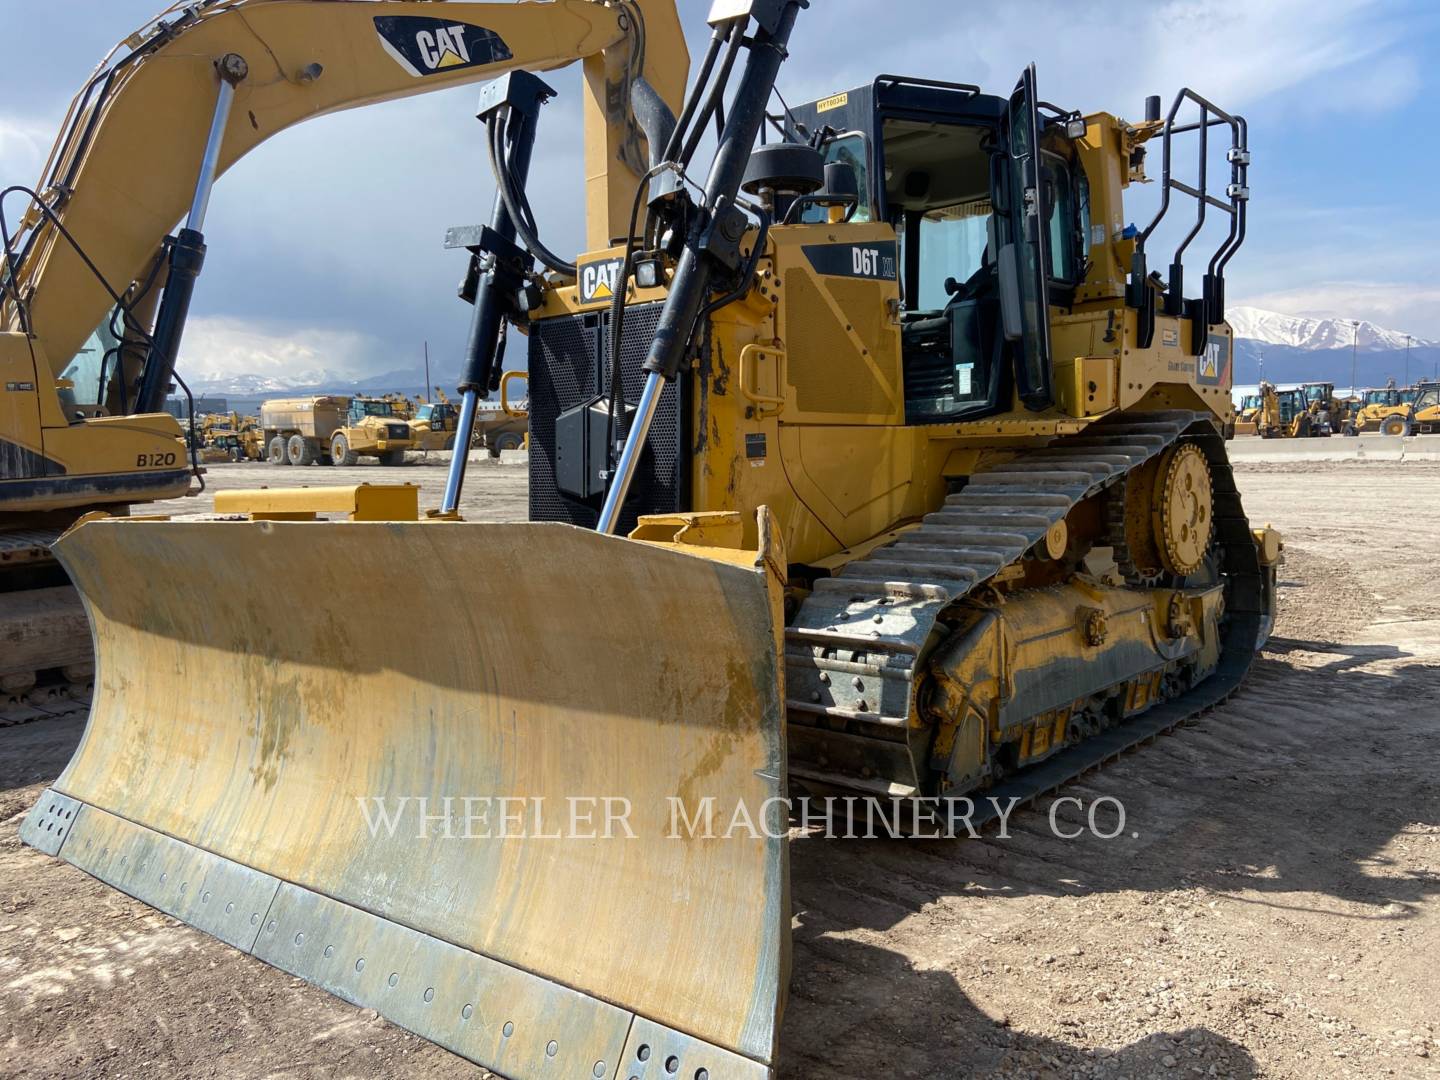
(487, 105), (576, 278)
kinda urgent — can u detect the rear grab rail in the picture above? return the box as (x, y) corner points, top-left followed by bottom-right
(1128, 88), (1249, 347)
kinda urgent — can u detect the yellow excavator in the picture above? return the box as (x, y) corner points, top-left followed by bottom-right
(0, 0), (680, 723)
(13, 1), (1279, 1077)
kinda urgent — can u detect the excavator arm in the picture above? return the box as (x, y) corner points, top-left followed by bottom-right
(2, 0), (686, 385)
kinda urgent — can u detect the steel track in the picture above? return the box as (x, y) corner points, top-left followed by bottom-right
(784, 410), (1267, 818)
(0, 526), (92, 728)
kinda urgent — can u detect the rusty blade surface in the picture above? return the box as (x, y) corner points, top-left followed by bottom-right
(40, 517), (788, 1075)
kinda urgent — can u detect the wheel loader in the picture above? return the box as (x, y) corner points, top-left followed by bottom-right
(1349, 383), (1406, 435)
(1374, 381), (1440, 436)
(11, 1), (1278, 1077)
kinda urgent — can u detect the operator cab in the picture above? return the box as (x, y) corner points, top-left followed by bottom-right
(349, 399), (395, 421)
(1363, 387), (1399, 408)
(417, 401), (457, 428)
(1274, 387), (1305, 426)
(1411, 385), (1440, 411)
(789, 69), (1090, 423)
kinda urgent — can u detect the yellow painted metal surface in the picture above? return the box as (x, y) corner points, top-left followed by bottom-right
(552, 217), (1241, 571)
(926, 578), (1225, 791)
(52, 516), (788, 1065)
(0, 334), (189, 511)
(213, 484), (420, 521)
(1252, 526), (1283, 566)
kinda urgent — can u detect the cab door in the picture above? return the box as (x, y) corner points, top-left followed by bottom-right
(1004, 63), (1055, 410)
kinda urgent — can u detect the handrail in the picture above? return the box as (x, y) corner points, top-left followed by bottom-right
(1132, 87), (1248, 334)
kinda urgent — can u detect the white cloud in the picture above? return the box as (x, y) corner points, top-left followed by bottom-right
(178, 315), (383, 383)
(781, 0), (1422, 120)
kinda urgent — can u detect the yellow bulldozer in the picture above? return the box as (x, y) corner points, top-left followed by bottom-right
(8, 1), (1279, 1076)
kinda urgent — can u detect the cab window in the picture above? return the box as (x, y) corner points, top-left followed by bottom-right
(799, 133), (872, 224)
(61, 310), (124, 409)
(913, 199), (991, 310)
(1042, 154), (1079, 283)
(884, 117), (1002, 422)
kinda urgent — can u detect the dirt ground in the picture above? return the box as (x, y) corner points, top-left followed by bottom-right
(2, 457), (1438, 1079)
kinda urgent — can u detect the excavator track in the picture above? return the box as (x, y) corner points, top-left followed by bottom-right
(1, 528), (93, 728)
(785, 410), (1267, 821)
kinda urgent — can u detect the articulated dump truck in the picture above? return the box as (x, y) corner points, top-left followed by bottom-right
(260, 394), (417, 465)
(12, 1), (1280, 1077)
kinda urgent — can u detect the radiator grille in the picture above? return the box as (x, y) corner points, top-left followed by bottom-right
(527, 303), (688, 533)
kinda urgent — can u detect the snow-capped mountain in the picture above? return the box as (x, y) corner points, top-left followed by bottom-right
(1228, 306), (1433, 353)
(185, 369), (353, 395)
(1227, 306), (1437, 389)
(185, 365), (460, 398)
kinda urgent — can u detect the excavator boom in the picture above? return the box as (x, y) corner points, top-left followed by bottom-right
(0, 0), (683, 740)
(4, 0), (685, 378)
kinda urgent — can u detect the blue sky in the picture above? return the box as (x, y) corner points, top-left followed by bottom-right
(2, 0), (1436, 382)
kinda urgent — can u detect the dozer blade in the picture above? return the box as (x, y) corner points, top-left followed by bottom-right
(22, 517), (789, 1080)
